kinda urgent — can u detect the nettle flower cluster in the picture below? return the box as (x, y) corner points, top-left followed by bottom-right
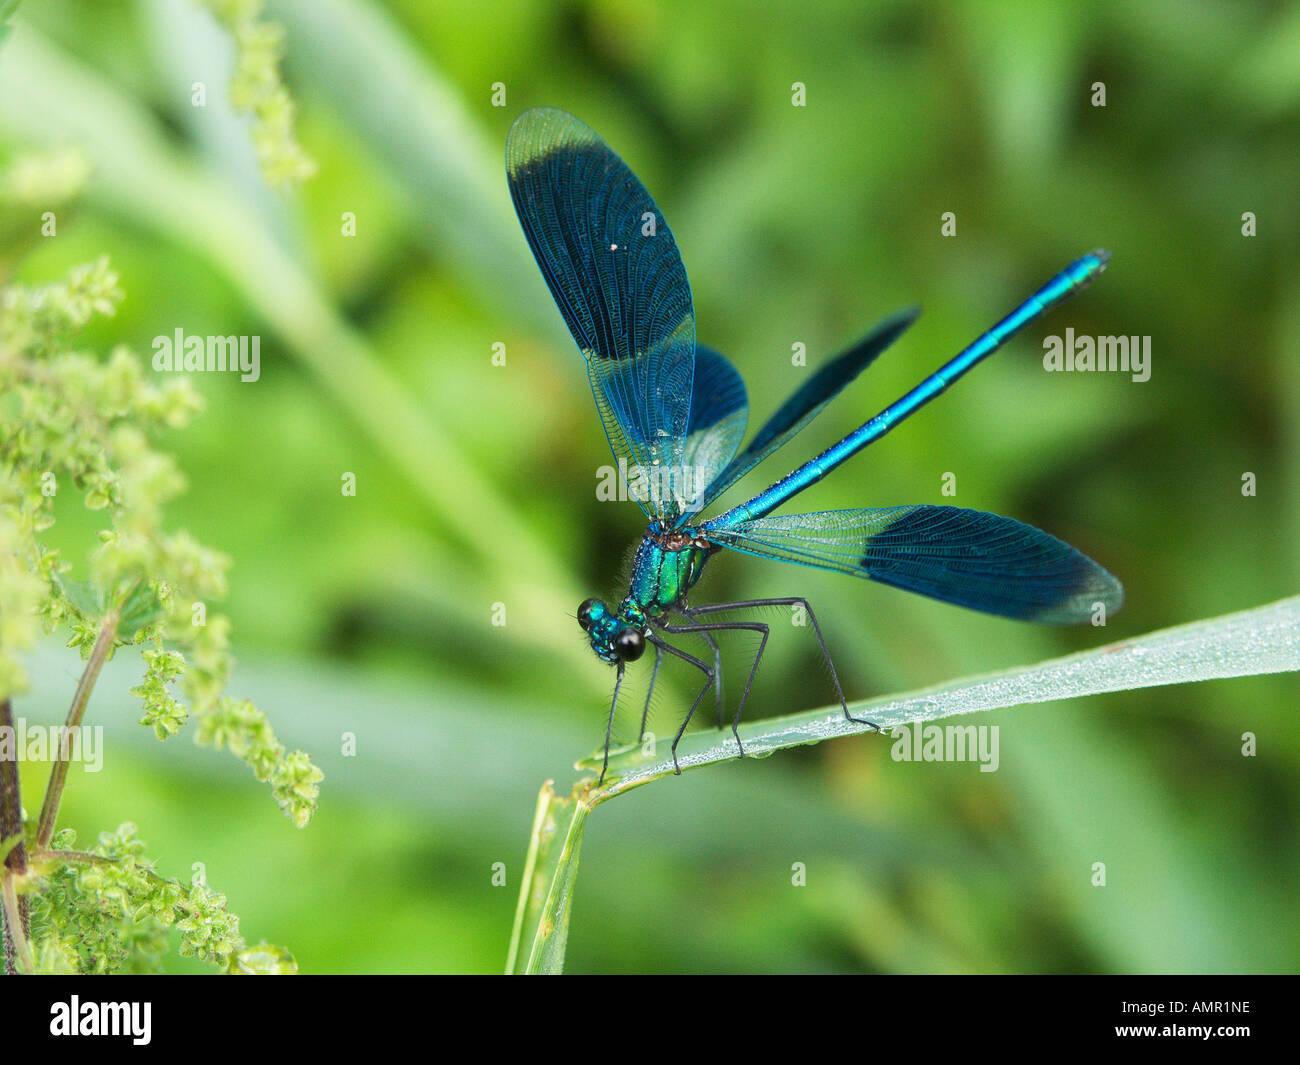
(29, 824), (294, 975)
(1, 257), (320, 825)
(0, 252), (318, 973)
(198, 0), (316, 188)
(0, 0), (317, 972)
(0, 0), (318, 976)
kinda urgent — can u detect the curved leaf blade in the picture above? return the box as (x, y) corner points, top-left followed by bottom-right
(587, 594), (1300, 798)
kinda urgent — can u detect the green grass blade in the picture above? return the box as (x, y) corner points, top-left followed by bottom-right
(510, 780), (591, 975)
(587, 594), (1300, 798)
(505, 780), (556, 974)
(266, 0), (561, 336)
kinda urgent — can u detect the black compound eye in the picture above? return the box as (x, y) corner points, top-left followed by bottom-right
(614, 629), (645, 662)
(577, 598), (599, 631)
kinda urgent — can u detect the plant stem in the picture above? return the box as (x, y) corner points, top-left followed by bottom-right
(507, 778), (594, 974)
(29, 849), (114, 867)
(1, 873), (32, 974)
(505, 780), (555, 974)
(1, 697), (30, 974)
(523, 788), (589, 974)
(35, 608), (119, 850)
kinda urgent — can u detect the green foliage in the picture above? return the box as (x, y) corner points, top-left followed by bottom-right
(193, 0), (315, 188)
(133, 646), (187, 738)
(196, 699), (322, 828)
(0, 146), (318, 969)
(27, 824), (297, 974)
(0, 248), (319, 823)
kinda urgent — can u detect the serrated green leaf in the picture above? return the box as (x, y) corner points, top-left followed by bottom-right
(118, 581), (164, 633)
(58, 578), (103, 620)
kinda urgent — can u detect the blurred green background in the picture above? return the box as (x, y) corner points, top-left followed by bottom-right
(3, 0), (1299, 973)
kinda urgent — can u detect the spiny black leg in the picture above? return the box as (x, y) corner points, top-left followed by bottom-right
(639, 641), (663, 742)
(689, 597), (881, 734)
(645, 631), (714, 775)
(599, 662), (626, 786)
(658, 617), (769, 759)
(673, 607), (724, 728)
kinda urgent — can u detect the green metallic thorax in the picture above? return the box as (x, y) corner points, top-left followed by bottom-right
(618, 527), (712, 624)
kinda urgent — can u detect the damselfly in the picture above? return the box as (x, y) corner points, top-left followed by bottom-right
(505, 107), (1122, 782)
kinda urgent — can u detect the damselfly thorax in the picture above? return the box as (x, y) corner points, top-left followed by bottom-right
(625, 528), (714, 618)
(577, 526), (714, 663)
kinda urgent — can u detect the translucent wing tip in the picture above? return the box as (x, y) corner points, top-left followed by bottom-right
(1090, 248), (1112, 270)
(1037, 565), (1124, 625)
(505, 107), (594, 176)
(507, 105), (568, 135)
(878, 304), (922, 338)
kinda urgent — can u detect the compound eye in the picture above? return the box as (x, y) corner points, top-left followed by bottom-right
(615, 628), (645, 662)
(577, 598), (599, 631)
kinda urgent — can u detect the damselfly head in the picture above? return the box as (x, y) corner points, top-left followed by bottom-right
(577, 597), (645, 664)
